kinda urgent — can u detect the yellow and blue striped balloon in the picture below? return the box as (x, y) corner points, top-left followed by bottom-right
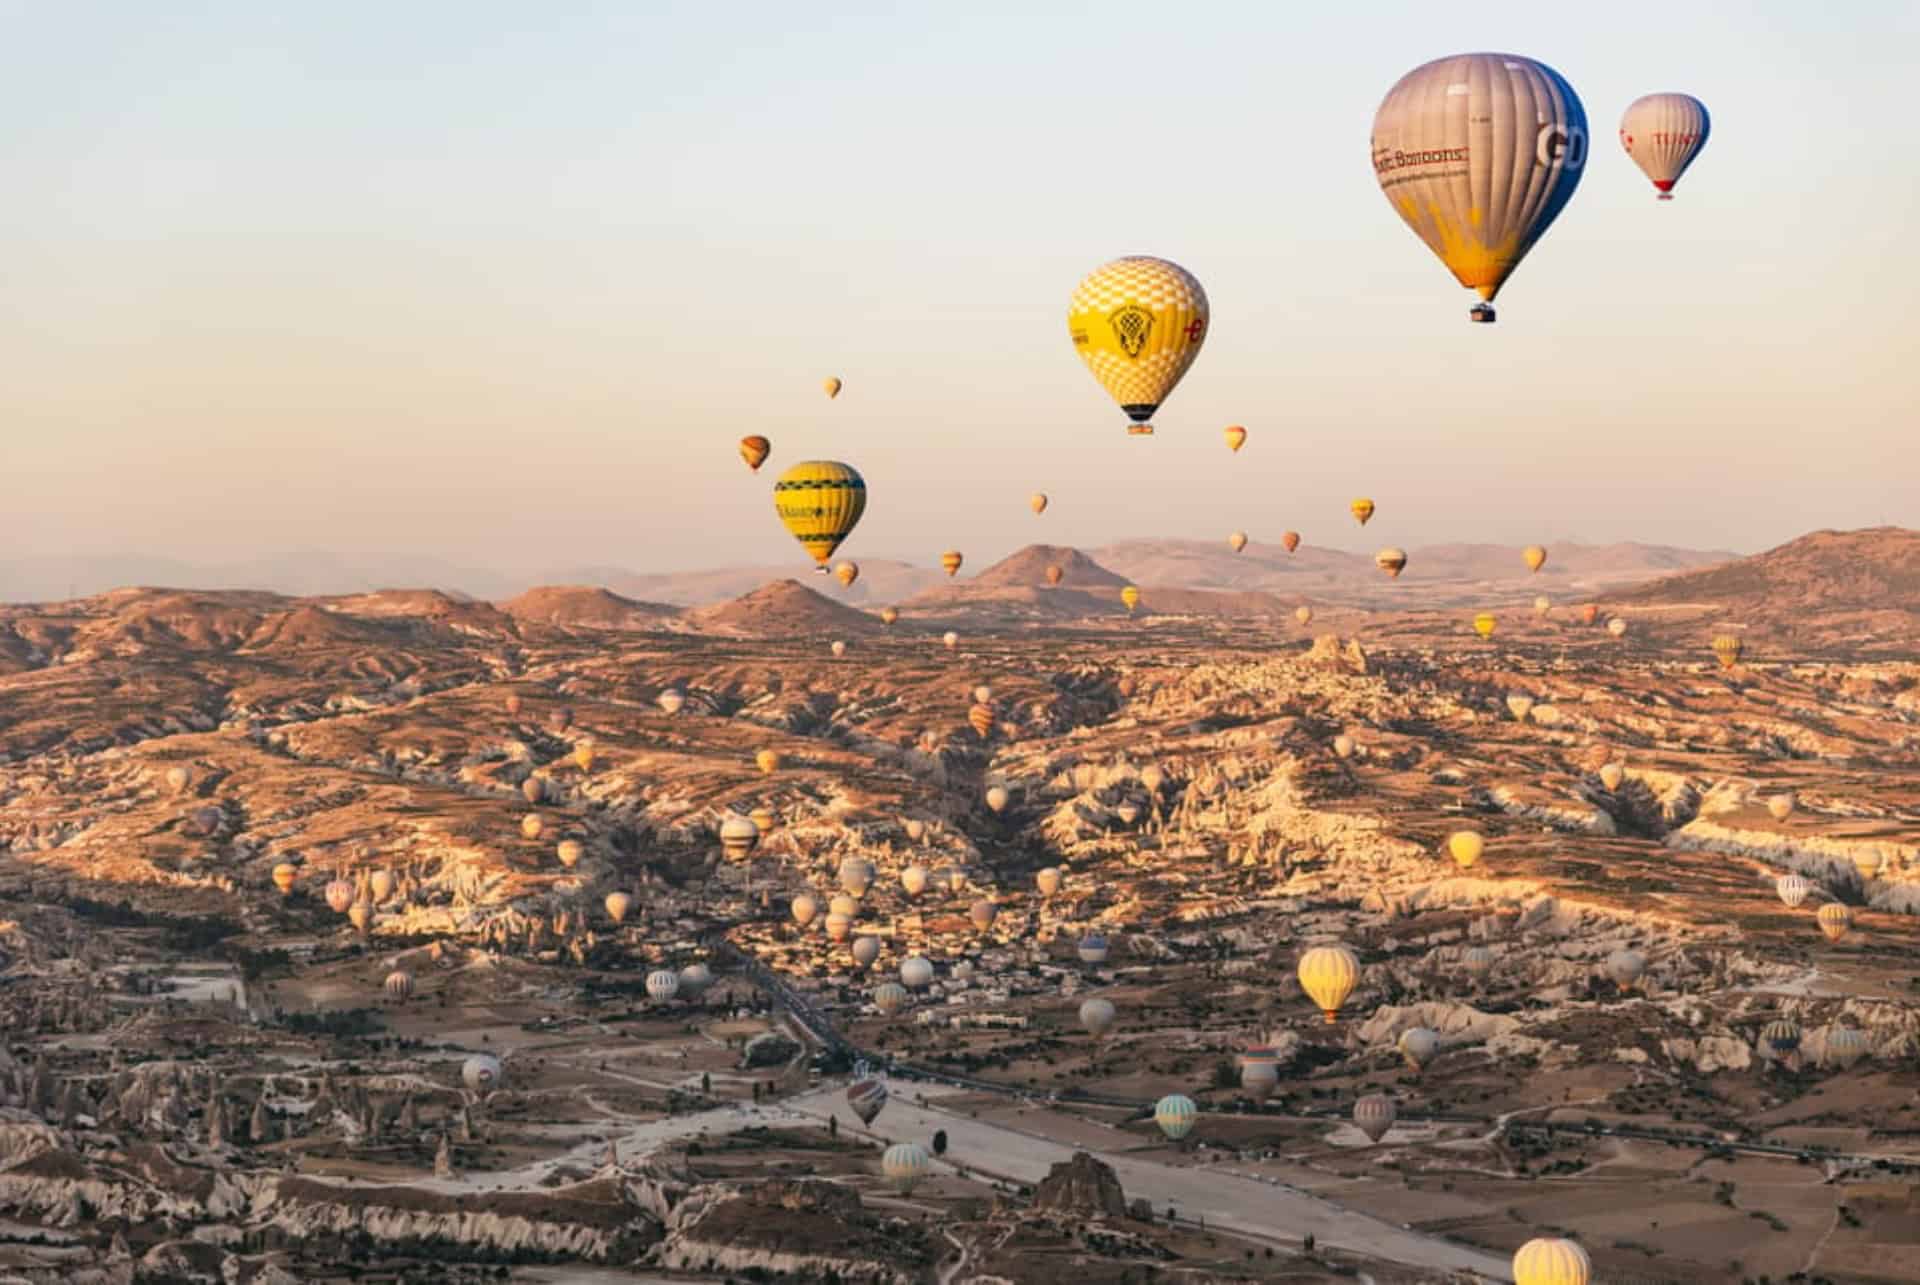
(1154, 1093), (1197, 1140)
(773, 460), (866, 569)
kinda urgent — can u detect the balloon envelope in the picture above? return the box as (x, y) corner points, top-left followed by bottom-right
(1372, 53), (1588, 318)
(774, 460), (866, 569)
(739, 435), (771, 471)
(1068, 257), (1209, 434)
(1620, 92), (1710, 198)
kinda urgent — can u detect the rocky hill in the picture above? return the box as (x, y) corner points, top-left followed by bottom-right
(498, 585), (677, 630)
(968, 545), (1127, 590)
(683, 579), (885, 636)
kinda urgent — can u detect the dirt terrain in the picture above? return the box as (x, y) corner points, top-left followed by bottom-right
(0, 529), (1915, 1283)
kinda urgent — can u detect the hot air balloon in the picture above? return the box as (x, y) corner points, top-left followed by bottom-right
(1332, 734), (1355, 759)
(900, 956), (935, 989)
(791, 895), (818, 926)
(847, 1078), (889, 1125)
(839, 857), (875, 896)
(605, 891), (633, 924)
(520, 813), (544, 841)
(739, 435), (771, 471)
(1294, 605), (1313, 626)
(971, 683), (992, 702)
(1760, 1018), (1801, 1058)
(348, 901), (372, 934)
(521, 777), (545, 806)
(1534, 595), (1551, 617)
(1712, 634), (1744, 670)
(825, 912), (853, 942)
(1067, 256), (1209, 435)
(943, 631), (959, 650)
(774, 460), (866, 571)
(968, 702), (995, 739)
(719, 814), (760, 861)
(647, 971), (682, 1003)
(822, 376), (842, 399)
(1581, 604), (1600, 626)
(750, 806), (776, 833)
(756, 748), (782, 775)
(1512, 1237), (1591, 1285)
(1768, 792), (1797, 821)
(680, 963), (713, 998)
(940, 550), (963, 578)
(555, 837), (584, 868)
(969, 899), (998, 932)
(1354, 1094), (1397, 1143)
(1462, 945), (1495, 977)
(829, 894), (858, 919)
(1607, 617), (1628, 638)
(1239, 1050), (1280, 1101)
(1078, 934), (1110, 964)
(1853, 850), (1883, 882)
(1605, 948), (1647, 993)
(325, 880), (354, 914)
(1816, 902), (1851, 942)
(1375, 547), (1407, 579)
(1079, 997), (1117, 1038)
(462, 1054), (503, 1093)
(657, 689), (685, 715)
(1228, 531), (1248, 553)
(1140, 764), (1164, 793)
(1035, 867), (1062, 897)
(830, 640), (847, 658)
(851, 936), (881, 968)
(1599, 763), (1624, 792)
(1823, 1023), (1884, 1071)
(901, 865), (928, 896)
(384, 970), (413, 1000)
(1351, 498), (1375, 525)
(1030, 493), (1048, 515)
(573, 742), (596, 773)
(882, 1141), (930, 1193)
(1154, 1094), (1197, 1141)
(1473, 613), (1497, 639)
(1398, 1027), (1440, 1071)
(1775, 874), (1811, 908)
(879, 606), (898, 625)
(165, 765), (192, 794)
(1373, 53), (1589, 322)
(1282, 531), (1301, 553)
(1620, 93), (1710, 200)
(1298, 945), (1360, 1023)
(1223, 424), (1247, 452)
(271, 863), (298, 895)
(1447, 830), (1484, 870)
(1506, 694), (1534, 721)
(1120, 585), (1140, 614)
(942, 866), (966, 894)
(872, 982), (908, 1015)
(504, 693), (523, 716)
(833, 561), (859, 589)
(368, 869), (395, 902)
(1523, 545), (1548, 573)
(984, 785), (1009, 813)
(1044, 565), (1064, 587)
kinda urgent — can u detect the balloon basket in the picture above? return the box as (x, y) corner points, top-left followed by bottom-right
(1127, 425), (1154, 436)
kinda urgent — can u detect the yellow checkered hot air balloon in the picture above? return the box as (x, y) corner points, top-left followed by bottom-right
(1067, 256), (1209, 436)
(773, 461), (866, 571)
(1712, 634), (1744, 670)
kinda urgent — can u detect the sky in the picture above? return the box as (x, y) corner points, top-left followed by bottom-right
(4, 0), (1918, 584)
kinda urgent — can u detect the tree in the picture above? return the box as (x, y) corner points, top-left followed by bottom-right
(932, 1129), (948, 1156)
(702, 1072), (712, 1096)
(828, 1114), (838, 1138)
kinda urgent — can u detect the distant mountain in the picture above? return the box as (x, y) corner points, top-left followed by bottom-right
(580, 558), (944, 608)
(0, 553), (520, 604)
(1090, 538), (1734, 608)
(498, 585), (677, 629)
(968, 544), (1126, 590)
(683, 580), (887, 637)
(1605, 528), (1920, 611)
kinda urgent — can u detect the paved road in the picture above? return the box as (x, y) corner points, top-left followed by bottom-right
(785, 1084), (1512, 1282)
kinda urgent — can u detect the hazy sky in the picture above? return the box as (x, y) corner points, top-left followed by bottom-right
(6, 1), (1917, 578)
